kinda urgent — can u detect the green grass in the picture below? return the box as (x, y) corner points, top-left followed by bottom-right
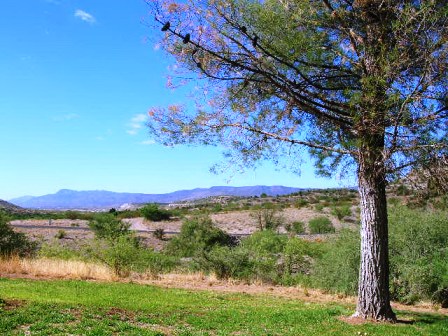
(0, 279), (447, 335)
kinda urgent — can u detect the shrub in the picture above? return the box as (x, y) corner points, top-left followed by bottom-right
(165, 217), (233, 257)
(54, 230), (66, 239)
(285, 221), (305, 235)
(314, 203), (324, 212)
(250, 203), (284, 231)
(313, 229), (360, 295)
(153, 228), (165, 240)
(282, 238), (323, 285)
(141, 204), (171, 222)
(388, 206), (448, 305)
(331, 205), (352, 220)
(0, 211), (36, 257)
(294, 199), (309, 208)
(308, 216), (335, 234)
(199, 245), (253, 280)
(241, 230), (287, 255)
(88, 214), (131, 240)
(239, 230), (287, 283)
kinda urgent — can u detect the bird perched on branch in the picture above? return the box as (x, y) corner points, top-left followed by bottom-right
(183, 33), (191, 44)
(161, 21), (170, 31)
(252, 35), (258, 48)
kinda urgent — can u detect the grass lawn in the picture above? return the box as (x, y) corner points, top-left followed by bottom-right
(0, 278), (446, 335)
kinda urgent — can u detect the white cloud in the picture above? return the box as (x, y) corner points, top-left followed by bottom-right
(74, 9), (96, 24)
(140, 139), (155, 145)
(126, 114), (148, 135)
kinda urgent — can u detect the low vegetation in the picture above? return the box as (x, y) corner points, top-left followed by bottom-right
(0, 212), (36, 257)
(1, 278), (447, 335)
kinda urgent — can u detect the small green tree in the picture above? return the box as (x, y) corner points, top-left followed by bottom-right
(309, 216), (335, 234)
(88, 214), (131, 240)
(0, 211), (36, 257)
(166, 216), (233, 257)
(141, 203), (171, 221)
(250, 203), (283, 231)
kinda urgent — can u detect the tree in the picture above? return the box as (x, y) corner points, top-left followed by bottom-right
(147, 0), (447, 321)
(88, 214), (131, 240)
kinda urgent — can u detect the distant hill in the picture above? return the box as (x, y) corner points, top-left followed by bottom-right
(0, 199), (26, 213)
(8, 186), (305, 210)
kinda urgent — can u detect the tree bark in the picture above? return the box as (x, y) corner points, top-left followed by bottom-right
(354, 140), (396, 321)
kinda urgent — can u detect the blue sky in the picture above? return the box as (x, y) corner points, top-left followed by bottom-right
(0, 0), (347, 200)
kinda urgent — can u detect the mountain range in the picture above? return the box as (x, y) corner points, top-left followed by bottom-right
(8, 186), (305, 210)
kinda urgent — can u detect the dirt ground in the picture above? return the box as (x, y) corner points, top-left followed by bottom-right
(10, 206), (353, 250)
(124, 206), (350, 235)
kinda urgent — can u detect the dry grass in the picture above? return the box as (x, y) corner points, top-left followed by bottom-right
(0, 256), (114, 281)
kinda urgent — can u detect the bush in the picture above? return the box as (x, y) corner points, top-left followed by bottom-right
(308, 216), (335, 234)
(284, 238), (321, 275)
(314, 204), (324, 212)
(294, 199), (309, 208)
(88, 214), (131, 240)
(311, 206), (448, 304)
(239, 230), (287, 283)
(153, 228), (165, 240)
(285, 221), (305, 235)
(141, 204), (171, 222)
(313, 229), (360, 295)
(93, 235), (178, 277)
(331, 205), (352, 220)
(55, 230), (66, 239)
(199, 246), (253, 280)
(165, 217), (233, 257)
(241, 230), (287, 255)
(388, 206), (448, 305)
(0, 212), (36, 257)
(250, 203), (284, 231)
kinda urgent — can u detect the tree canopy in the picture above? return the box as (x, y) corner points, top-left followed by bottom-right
(148, 0), (447, 178)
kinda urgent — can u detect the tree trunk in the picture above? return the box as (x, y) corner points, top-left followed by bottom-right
(354, 143), (396, 321)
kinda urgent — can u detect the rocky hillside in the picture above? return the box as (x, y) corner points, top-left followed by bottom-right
(0, 199), (26, 213)
(9, 186), (306, 210)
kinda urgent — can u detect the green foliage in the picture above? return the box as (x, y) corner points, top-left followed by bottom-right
(314, 203), (324, 212)
(311, 206), (448, 304)
(165, 216), (233, 257)
(0, 211), (36, 257)
(282, 238), (323, 285)
(93, 235), (177, 277)
(294, 199), (309, 208)
(396, 184), (411, 196)
(285, 221), (305, 235)
(88, 214), (131, 240)
(152, 228), (165, 240)
(331, 205), (352, 220)
(313, 229), (360, 295)
(140, 203), (171, 221)
(388, 206), (448, 305)
(54, 230), (66, 239)
(241, 229), (287, 255)
(308, 216), (335, 234)
(250, 203), (284, 231)
(199, 245), (254, 280)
